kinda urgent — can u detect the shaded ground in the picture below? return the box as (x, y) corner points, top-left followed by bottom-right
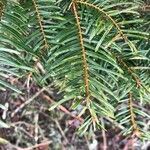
(0, 79), (150, 150)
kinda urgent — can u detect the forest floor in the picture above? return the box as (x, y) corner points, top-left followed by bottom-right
(0, 79), (149, 150)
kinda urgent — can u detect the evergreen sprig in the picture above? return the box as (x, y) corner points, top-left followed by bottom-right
(0, 0), (149, 139)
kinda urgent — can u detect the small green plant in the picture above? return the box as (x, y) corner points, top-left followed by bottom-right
(0, 0), (150, 139)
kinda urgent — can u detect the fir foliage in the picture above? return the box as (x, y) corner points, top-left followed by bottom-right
(0, 0), (149, 139)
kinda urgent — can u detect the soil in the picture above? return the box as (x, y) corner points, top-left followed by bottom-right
(0, 80), (149, 150)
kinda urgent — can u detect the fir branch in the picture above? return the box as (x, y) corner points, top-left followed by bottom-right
(76, 1), (137, 52)
(32, 0), (49, 49)
(72, 1), (90, 103)
(116, 56), (141, 88)
(128, 92), (141, 137)
(116, 55), (150, 94)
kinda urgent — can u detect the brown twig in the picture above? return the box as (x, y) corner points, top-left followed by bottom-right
(34, 113), (39, 146)
(123, 138), (137, 150)
(54, 119), (69, 144)
(139, 5), (150, 12)
(42, 93), (84, 122)
(3, 141), (51, 150)
(23, 141), (52, 150)
(84, 135), (91, 150)
(11, 87), (46, 118)
(11, 121), (35, 128)
(11, 85), (83, 121)
(101, 118), (107, 150)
